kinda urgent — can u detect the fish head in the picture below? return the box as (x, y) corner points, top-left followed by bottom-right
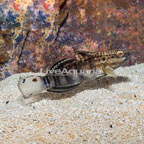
(105, 50), (130, 69)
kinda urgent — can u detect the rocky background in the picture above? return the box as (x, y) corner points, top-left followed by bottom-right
(0, 0), (144, 80)
(56, 0), (144, 65)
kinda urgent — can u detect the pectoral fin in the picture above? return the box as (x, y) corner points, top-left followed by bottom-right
(103, 66), (117, 78)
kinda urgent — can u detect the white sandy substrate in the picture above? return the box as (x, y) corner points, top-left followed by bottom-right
(0, 63), (144, 144)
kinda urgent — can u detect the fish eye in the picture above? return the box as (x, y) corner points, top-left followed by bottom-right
(117, 51), (124, 57)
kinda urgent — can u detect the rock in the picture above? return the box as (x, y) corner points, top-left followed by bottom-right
(0, 0), (144, 81)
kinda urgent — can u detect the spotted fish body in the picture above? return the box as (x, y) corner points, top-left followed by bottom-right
(18, 50), (130, 98)
(50, 50), (130, 78)
(43, 50), (130, 85)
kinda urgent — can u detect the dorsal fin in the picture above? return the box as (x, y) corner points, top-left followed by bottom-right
(76, 51), (94, 57)
(50, 58), (75, 71)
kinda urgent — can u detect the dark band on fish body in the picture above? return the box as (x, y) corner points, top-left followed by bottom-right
(43, 76), (50, 88)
